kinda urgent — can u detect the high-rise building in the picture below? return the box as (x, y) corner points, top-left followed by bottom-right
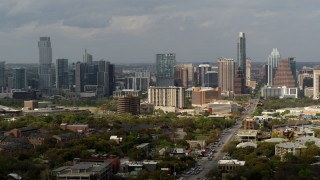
(75, 62), (86, 95)
(156, 53), (176, 87)
(97, 60), (115, 97)
(38, 37), (52, 91)
(289, 57), (297, 86)
(56, 59), (69, 89)
(246, 58), (251, 81)
(234, 69), (244, 94)
(298, 66), (313, 90)
(83, 49), (93, 64)
(267, 48), (281, 86)
(313, 68), (320, 100)
(175, 64), (193, 87)
(0, 61), (5, 90)
(205, 71), (218, 88)
(237, 32), (246, 81)
(218, 58), (235, 93)
(197, 63), (211, 87)
(273, 59), (295, 88)
(135, 71), (150, 92)
(125, 77), (135, 89)
(15, 68), (27, 89)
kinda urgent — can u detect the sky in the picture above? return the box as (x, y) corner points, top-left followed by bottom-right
(1, 0), (320, 63)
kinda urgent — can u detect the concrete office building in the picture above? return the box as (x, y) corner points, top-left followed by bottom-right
(218, 58), (235, 93)
(56, 59), (69, 89)
(148, 86), (185, 109)
(156, 53), (176, 87)
(38, 37), (52, 92)
(267, 48), (281, 86)
(15, 68), (27, 89)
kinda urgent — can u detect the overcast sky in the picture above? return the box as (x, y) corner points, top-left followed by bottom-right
(1, 0), (320, 63)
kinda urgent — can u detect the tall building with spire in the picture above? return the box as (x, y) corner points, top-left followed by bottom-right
(38, 37), (52, 92)
(267, 48), (281, 86)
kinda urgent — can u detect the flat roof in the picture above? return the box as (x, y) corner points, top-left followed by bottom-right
(218, 160), (245, 166)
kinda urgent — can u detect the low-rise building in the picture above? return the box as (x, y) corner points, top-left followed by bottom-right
(60, 123), (89, 133)
(27, 133), (47, 147)
(51, 160), (112, 180)
(296, 136), (320, 147)
(117, 95), (140, 115)
(261, 86), (298, 99)
(52, 133), (79, 143)
(122, 161), (158, 173)
(110, 136), (123, 144)
(243, 118), (258, 130)
(275, 142), (306, 159)
(237, 130), (258, 142)
(207, 101), (238, 115)
(0, 136), (33, 156)
(5, 126), (39, 138)
(236, 142), (257, 149)
(217, 159), (245, 173)
(140, 103), (154, 114)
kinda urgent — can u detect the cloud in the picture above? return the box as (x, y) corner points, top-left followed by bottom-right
(255, 11), (278, 18)
(0, 0), (319, 63)
(108, 15), (154, 33)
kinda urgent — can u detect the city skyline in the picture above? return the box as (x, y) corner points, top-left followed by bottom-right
(1, 1), (320, 63)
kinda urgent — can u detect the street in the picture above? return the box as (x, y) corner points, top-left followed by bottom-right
(181, 98), (259, 179)
(182, 122), (242, 180)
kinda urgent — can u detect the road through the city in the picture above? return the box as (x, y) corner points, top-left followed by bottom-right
(183, 98), (259, 180)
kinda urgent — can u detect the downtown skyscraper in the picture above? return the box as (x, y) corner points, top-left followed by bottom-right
(218, 58), (235, 93)
(236, 32), (246, 94)
(38, 37), (52, 92)
(237, 32), (246, 81)
(56, 59), (69, 89)
(156, 53), (176, 87)
(267, 48), (281, 86)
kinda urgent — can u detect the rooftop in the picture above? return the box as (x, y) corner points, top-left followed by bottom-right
(218, 159), (245, 166)
(275, 142), (307, 149)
